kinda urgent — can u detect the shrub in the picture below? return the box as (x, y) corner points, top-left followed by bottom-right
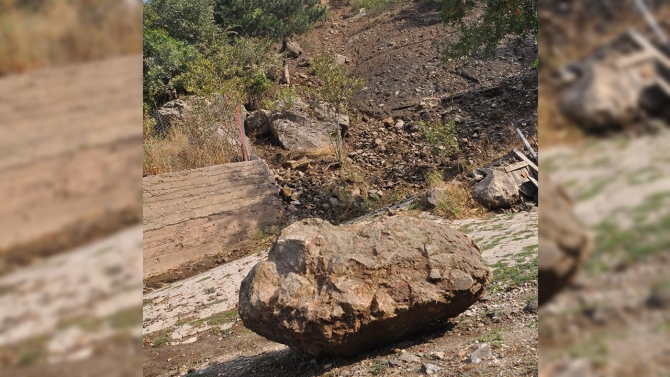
(441, 0), (537, 60)
(214, 0), (327, 42)
(143, 27), (202, 107)
(144, 0), (218, 45)
(309, 54), (364, 113)
(416, 120), (460, 156)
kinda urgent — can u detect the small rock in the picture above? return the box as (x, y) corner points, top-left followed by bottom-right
(383, 117), (394, 127)
(398, 352), (420, 363)
(389, 359), (402, 367)
(287, 204), (298, 213)
(647, 283), (670, 309)
(374, 138), (383, 147)
(422, 363), (441, 374)
(428, 268), (442, 281)
(430, 351), (445, 360)
(329, 197), (340, 207)
(368, 190), (383, 200)
(395, 120), (405, 130)
(524, 299), (539, 313)
(468, 343), (491, 363)
(281, 186), (293, 200)
(322, 203), (331, 210)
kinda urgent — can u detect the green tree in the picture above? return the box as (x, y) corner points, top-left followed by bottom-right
(442, 0), (537, 59)
(144, 0), (218, 45)
(214, 0), (327, 42)
(143, 27), (202, 107)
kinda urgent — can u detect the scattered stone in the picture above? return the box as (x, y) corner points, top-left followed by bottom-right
(467, 343), (492, 364)
(368, 190), (383, 200)
(389, 359), (403, 367)
(430, 351), (445, 360)
(394, 120), (405, 130)
(383, 117), (394, 127)
(284, 41), (303, 59)
(428, 268), (442, 281)
(282, 157), (311, 171)
(422, 363), (441, 374)
(335, 54), (351, 65)
(422, 188), (448, 210)
(239, 217), (492, 357)
(281, 186), (293, 200)
(524, 299), (539, 313)
(329, 197), (340, 207)
(287, 204), (299, 213)
(399, 352), (421, 363)
(472, 168), (520, 209)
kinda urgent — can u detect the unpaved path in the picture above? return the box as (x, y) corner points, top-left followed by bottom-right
(540, 130), (670, 376)
(143, 209), (538, 377)
(0, 226), (142, 371)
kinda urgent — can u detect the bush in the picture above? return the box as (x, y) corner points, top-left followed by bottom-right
(143, 27), (202, 107)
(214, 0), (326, 42)
(442, 0), (537, 59)
(416, 120), (460, 156)
(144, 0), (218, 45)
(309, 54), (364, 113)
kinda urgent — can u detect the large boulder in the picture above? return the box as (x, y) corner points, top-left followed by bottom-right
(538, 175), (592, 306)
(154, 99), (189, 136)
(269, 101), (345, 153)
(472, 168), (519, 209)
(239, 217), (492, 357)
(245, 109), (272, 136)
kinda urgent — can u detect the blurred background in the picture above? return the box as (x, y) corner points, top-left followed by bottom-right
(538, 0), (670, 375)
(0, 0), (143, 375)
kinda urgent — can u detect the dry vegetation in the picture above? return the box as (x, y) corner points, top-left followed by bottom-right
(143, 99), (244, 176)
(0, 0), (141, 76)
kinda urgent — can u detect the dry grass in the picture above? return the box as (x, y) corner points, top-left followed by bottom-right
(433, 182), (486, 220)
(0, 0), (141, 76)
(143, 99), (244, 176)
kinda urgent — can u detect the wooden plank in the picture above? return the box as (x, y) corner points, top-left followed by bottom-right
(143, 160), (284, 278)
(528, 176), (539, 188)
(513, 148), (539, 173)
(0, 56), (143, 271)
(505, 160), (529, 173)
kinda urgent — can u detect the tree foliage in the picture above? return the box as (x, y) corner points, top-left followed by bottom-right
(144, 0), (218, 45)
(143, 27), (201, 107)
(442, 0), (537, 59)
(214, 0), (327, 41)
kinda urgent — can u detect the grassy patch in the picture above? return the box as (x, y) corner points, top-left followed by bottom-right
(370, 360), (390, 375)
(576, 177), (610, 202)
(489, 257), (537, 292)
(196, 276), (212, 283)
(146, 329), (172, 348)
(189, 309), (238, 328)
(424, 169), (444, 187)
(477, 328), (504, 348)
(587, 198), (670, 274)
(567, 336), (609, 369)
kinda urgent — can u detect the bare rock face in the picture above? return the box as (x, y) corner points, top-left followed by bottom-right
(269, 100), (345, 153)
(538, 174), (592, 306)
(239, 217), (492, 357)
(154, 99), (189, 136)
(472, 168), (519, 209)
(245, 109), (272, 136)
